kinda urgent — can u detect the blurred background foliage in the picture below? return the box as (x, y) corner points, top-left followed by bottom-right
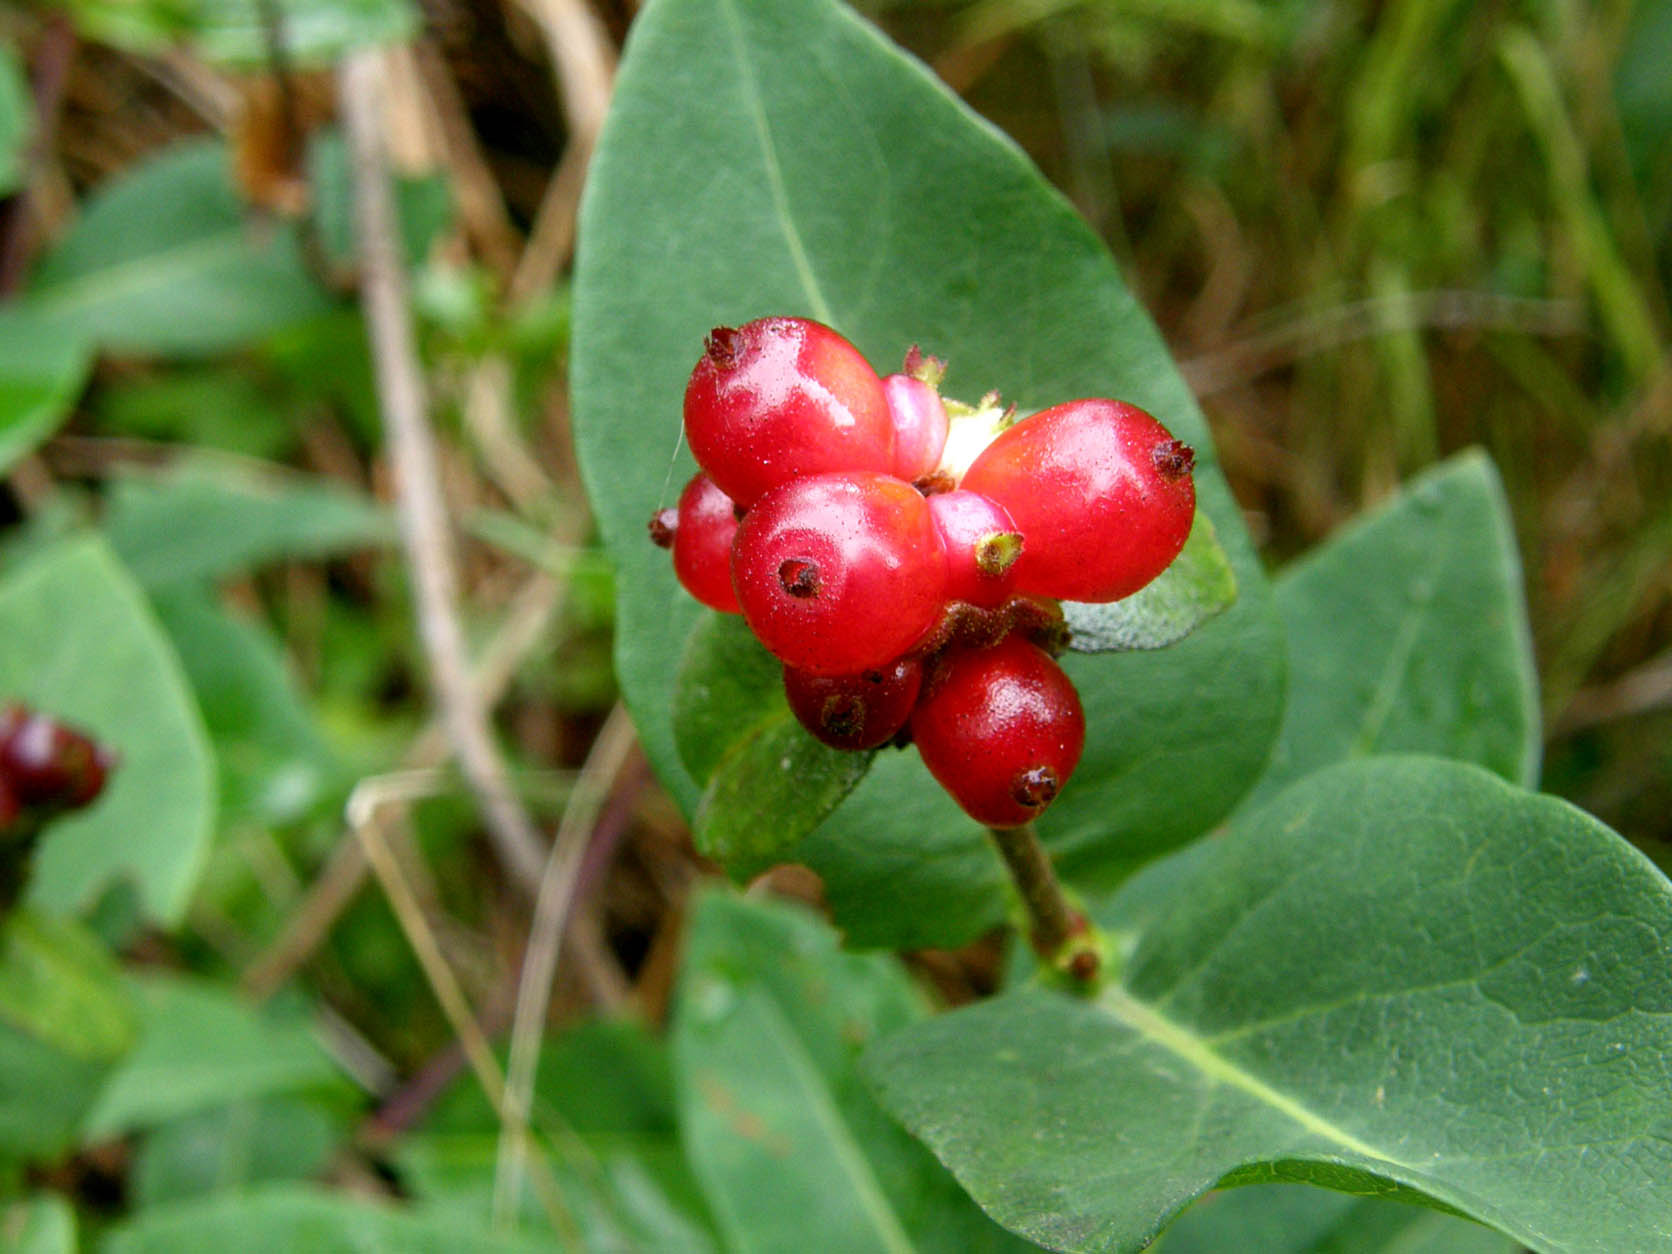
(0, 0), (1667, 1243)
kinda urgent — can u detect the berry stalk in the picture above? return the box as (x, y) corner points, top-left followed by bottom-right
(987, 822), (1102, 987)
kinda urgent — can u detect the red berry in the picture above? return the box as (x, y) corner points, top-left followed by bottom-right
(927, 490), (1023, 608)
(0, 774), (18, 831)
(731, 471), (946, 676)
(668, 472), (741, 613)
(0, 706), (112, 810)
(911, 636), (1085, 829)
(683, 317), (895, 507)
(783, 657), (922, 751)
(960, 399), (1195, 603)
(883, 372), (949, 482)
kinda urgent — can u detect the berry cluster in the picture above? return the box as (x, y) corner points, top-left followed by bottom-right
(651, 316), (1195, 829)
(0, 704), (114, 834)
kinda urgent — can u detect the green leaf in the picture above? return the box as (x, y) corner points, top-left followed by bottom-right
(570, 0), (1285, 948)
(1158, 1185), (1516, 1254)
(0, 536), (215, 925)
(674, 891), (1037, 1254)
(1246, 451), (1538, 811)
(24, 139), (332, 357)
(82, 973), (344, 1140)
(59, 0), (419, 67)
(400, 1019), (719, 1251)
(0, 45), (32, 198)
(150, 590), (344, 828)
(0, 310), (92, 477)
(0, 910), (135, 1163)
(102, 1186), (555, 1254)
(672, 614), (874, 878)
(0, 1193), (78, 1254)
(103, 459), (393, 589)
(131, 1098), (342, 1207)
(1062, 509), (1236, 652)
(671, 613), (784, 787)
(867, 757), (1672, 1254)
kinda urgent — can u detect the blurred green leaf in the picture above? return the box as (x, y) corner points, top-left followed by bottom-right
(92, 366), (295, 460)
(25, 139), (332, 358)
(0, 910), (135, 1164)
(83, 973), (343, 1140)
(0, 1193), (78, 1254)
(0, 45), (32, 198)
(571, 0), (1284, 949)
(400, 1019), (719, 1252)
(1244, 452), (1539, 810)
(308, 132), (453, 273)
(103, 1186), (554, 1254)
(868, 757), (1672, 1253)
(53, 0), (418, 67)
(150, 590), (343, 828)
(104, 460), (393, 589)
(0, 536), (214, 924)
(674, 892), (1037, 1253)
(130, 1098), (342, 1207)
(0, 311), (92, 478)
(1157, 1184), (1515, 1254)
(1063, 509), (1236, 652)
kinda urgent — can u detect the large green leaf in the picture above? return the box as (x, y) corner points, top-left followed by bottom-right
(0, 1194), (78, 1254)
(82, 973), (344, 1140)
(569, 0), (1285, 948)
(1244, 451), (1538, 811)
(24, 139), (332, 357)
(0, 910), (135, 1164)
(103, 460), (393, 589)
(674, 891), (1038, 1253)
(102, 1186), (555, 1254)
(0, 536), (215, 925)
(0, 310), (92, 477)
(59, 0), (418, 67)
(867, 757), (1672, 1253)
(130, 1098), (342, 1207)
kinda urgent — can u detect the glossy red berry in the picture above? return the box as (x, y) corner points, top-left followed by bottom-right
(0, 705), (113, 810)
(663, 472), (741, 613)
(911, 636), (1085, 829)
(883, 369), (949, 482)
(783, 657), (922, 751)
(960, 399), (1195, 603)
(927, 490), (1023, 609)
(731, 471), (946, 676)
(683, 317), (895, 507)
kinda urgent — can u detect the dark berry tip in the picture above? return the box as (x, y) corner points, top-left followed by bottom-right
(819, 695), (865, 741)
(778, 558), (821, 599)
(1153, 438), (1195, 482)
(1067, 949), (1101, 982)
(1011, 765), (1061, 810)
(648, 509), (677, 548)
(704, 326), (742, 367)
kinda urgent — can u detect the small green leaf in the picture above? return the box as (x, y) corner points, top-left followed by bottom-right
(1247, 451), (1538, 810)
(82, 973), (344, 1140)
(0, 536), (215, 925)
(671, 613), (784, 786)
(0, 910), (136, 1164)
(0, 310), (92, 477)
(674, 892), (1036, 1253)
(131, 1099), (342, 1207)
(1159, 1185), (1516, 1254)
(103, 459), (393, 589)
(60, 0), (419, 67)
(0, 45), (33, 198)
(24, 139), (332, 357)
(867, 757), (1672, 1254)
(696, 720), (872, 880)
(102, 1186), (555, 1254)
(1062, 509), (1236, 653)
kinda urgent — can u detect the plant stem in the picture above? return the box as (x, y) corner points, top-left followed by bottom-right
(988, 823), (1100, 985)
